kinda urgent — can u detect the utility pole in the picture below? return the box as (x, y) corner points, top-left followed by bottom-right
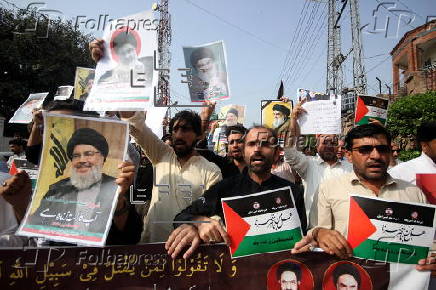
(349, 0), (367, 94)
(326, 0), (344, 95)
(154, 0), (172, 108)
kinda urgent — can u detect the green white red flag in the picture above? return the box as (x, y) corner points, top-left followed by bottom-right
(221, 187), (303, 258)
(347, 195), (436, 264)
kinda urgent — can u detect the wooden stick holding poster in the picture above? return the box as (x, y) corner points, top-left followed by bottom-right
(17, 113), (129, 246)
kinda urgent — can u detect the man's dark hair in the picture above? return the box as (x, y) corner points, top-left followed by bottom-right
(9, 138), (26, 147)
(46, 99), (99, 117)
(190, 47), (215, 68)
(112, 31), (137, 53)
(168, 110), (202, 136)
(276, 262), (301, 281)
(416, 121), (436, 143)
(345, 124), (391, 151)
(332, 263), (361, 287)
(225, 125), (247, 138)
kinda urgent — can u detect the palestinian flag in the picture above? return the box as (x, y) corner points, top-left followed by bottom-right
(221, 186), (302, 258)
(348, 195), (436, 264)
(355, 95), (388, 125)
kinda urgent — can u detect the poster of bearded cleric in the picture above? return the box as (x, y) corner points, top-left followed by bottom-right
(183, 40), (230, 102)
(84, 10), (158, 111)
(261, 100), (293, 145)
(17, 113), (129, 246)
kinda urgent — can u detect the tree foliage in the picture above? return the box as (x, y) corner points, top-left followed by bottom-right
(386, 91), (436, 161)
(0, 7), (94, 130)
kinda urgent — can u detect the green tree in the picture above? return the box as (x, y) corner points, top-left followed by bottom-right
(386, 91), (436, 160)
(0, 7), (94, 134)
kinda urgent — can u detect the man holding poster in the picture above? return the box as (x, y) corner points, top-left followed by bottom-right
(166, 126), (306, 259)
(292, 124), (435, 281)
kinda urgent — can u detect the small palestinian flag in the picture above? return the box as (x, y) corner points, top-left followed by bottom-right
(348, 195), (436, 264)
(355, 95), (388, 125)
(221, 187), (302, 258)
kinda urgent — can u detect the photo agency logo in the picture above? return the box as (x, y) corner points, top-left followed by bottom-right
(74, 14), (159, 32)
(13, 2), (65, 38)
(362, 1), (436, 39)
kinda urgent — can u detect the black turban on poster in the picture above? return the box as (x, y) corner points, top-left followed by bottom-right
(227, 108), (239, 117)
(190, 47), (215, 68)
(66, 128), (109, 160)
(272, 104), (290, 117)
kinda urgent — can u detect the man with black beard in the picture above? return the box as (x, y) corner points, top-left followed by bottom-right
(28, 128), (117, 234)
(120, 110), (222, 243)
(284, 101), (352, 229)
(165, 126), (306, 259)
(225, 125), (247, 172)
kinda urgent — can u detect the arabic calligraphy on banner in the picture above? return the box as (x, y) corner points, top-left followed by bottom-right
(0, 243), (392, 289)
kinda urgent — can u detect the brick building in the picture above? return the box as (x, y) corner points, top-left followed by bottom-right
(391, 20), (436, 96)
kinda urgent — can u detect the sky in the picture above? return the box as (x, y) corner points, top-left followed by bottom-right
(6, 0), (436, 126)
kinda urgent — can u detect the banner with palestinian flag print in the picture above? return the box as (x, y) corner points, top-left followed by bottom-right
(354, 95), (389, 125)
(347, 195), (436, 264)
(221, 187), (303, 258)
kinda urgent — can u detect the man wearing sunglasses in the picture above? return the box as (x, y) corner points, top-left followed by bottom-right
(292, 124), (435, 275)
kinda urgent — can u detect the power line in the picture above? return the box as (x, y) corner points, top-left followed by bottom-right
(183, 0), (286, 52)
(374, 0), (417, 29)
(366, 55), (391, 73)
(282, 1), (327, 90)
(280, 1), (326, 89)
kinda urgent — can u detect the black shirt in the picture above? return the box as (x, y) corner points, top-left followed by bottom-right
(175, 168), (307, 234)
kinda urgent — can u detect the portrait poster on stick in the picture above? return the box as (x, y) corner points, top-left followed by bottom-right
(347, 195), (436, 264)
(183, 40), (230, 102)
(8, 92), (49, 124)
(17, 113), (129, 246)
(222, 187), (303, 258)
(85, 10), (158, 111)
(212, 105), (245, 156)
(73, 67), (95, 101)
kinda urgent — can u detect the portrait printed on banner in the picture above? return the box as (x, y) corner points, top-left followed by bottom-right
(261, 100), (293, 141)
(322, 261), (373, 290)
(183, 40), (230, 102)
(267, 259), (314, 290)
(73, 67), (95, 101)
(17, 113), (129, 246)
(85, 10), (158, 111)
